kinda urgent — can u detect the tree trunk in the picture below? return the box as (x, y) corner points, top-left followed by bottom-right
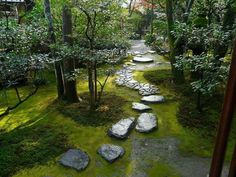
(43, 0), (64, 100)
(150, 0), (154, 34)
(166, 0), (185, 84)
(88, 62), (95, 109)
(62, 5), (78, 103)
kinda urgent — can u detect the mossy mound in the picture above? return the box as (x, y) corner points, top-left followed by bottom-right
(59, 93), (129, 127)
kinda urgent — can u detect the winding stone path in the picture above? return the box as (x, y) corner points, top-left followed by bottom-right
(115, 66), (160, 96)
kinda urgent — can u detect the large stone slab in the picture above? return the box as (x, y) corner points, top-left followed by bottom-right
(97, 144), (125, 163)
(133, 56), (154, 63)
(59, 149), (89, 171)
(141, 95), (165, 103)
(132, 102), (151, 111)
(108, 117), (135, 139)
(136, 113), (157, 133)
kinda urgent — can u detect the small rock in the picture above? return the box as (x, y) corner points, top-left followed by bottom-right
(133, 51), (141, 55)
(108, 117), (135, 139)
(59, 149), (89, 171)
(132, 102), (151, 111)
(97, 144), (125, 163)
(136, 113), (157, 133)
(141, 95), (165, 103)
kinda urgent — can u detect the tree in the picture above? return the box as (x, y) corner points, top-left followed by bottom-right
(176, 54), (229, 111)
(62, 5), (78, 103)
(73, 0), (128, 109)
(43, 0), (65, 100)
(166, 0), (185, 84)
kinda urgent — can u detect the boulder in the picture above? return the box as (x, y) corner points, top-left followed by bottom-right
(132, 102), (151, 111)
(133, 57), (154, 63)
(59, 149), (89, 171)
(97, 144), (125, 163)
(141, 95), (165, 103)
(108, 117), (135, 139)
(136, 113), (157, 133)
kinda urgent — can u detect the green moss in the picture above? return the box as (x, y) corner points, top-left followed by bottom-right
(0, 66), (234, 177)
(148, 163), (181, 177)
(143, 69), (173, 85)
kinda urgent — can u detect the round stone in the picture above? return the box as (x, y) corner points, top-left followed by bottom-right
(108, 117), (135, 139)
(97, 144), (125, 163)
(136, 113), (157, 133)
(59, 149), (90, 171)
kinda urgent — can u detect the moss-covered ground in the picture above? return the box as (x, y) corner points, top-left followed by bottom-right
(0, 62), (234, 177)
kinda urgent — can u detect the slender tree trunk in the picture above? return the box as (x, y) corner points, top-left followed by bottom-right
(94, 61), (98, 103)
(14, 87), (21, 102)
(150, 0), (154, 34)
(184, 0), (195, 22)
(62, 5), (78, 103)
(166, 0), (185, 84)
(88, 61), (95, 109)
(43, 0), (64, 100)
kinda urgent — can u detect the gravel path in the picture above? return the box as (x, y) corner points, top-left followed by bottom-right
(130, 137), (228, 177)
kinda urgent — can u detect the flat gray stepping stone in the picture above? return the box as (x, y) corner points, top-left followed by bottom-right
(133, 56), (154, 63)
(141, 95), (165, 103)
(132, 102), (151, 111)
(108, 117), (135, 139)
(97, 144), (125, 163)
(59, 149), (89, 171)
(136, 113), (157, 133)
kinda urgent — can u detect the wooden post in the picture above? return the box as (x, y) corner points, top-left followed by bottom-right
(209, 40), (236, 177)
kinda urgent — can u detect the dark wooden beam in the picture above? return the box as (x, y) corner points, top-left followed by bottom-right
(209, 39), (236, 177)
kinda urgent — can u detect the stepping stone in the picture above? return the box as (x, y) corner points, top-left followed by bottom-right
(59, 149), (89, 171)
(97, 144), (125, 163)
(141, 95), (165, 103)
(108, 117), (135, 139)
(133, 56), (154, 63)
(132, 102), (151, 111)
(148, 50), (156, 54)
(136, 54), (143, 57)
(136, 113), (157, 133)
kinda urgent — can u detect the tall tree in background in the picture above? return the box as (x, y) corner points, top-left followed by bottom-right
(166, 0), (185, 84)
(62, 5), (78, 103)
(44, 0), (64, 100)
